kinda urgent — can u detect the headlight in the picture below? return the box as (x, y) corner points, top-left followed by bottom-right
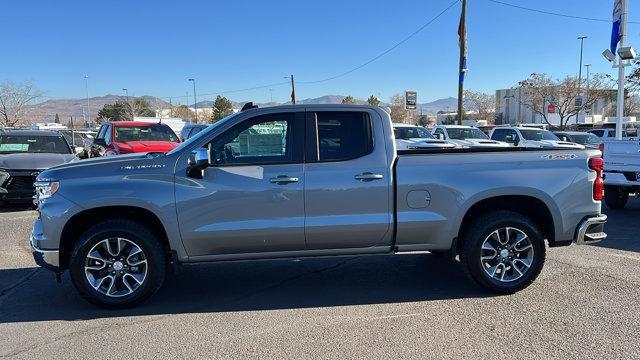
(34, 180), (60, 200)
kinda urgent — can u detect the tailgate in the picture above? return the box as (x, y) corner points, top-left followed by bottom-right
(604, 139), (640, 171)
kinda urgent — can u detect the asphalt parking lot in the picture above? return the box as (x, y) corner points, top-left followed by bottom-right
(0, 202), (639, 359)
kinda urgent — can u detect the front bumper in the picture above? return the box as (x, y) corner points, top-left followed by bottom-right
(30, 223), (60, 272)
(574, 214), (607, 245)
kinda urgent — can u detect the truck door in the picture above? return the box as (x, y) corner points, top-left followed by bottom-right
(174, 112), (306, 257)
(303, 110), (392, 250)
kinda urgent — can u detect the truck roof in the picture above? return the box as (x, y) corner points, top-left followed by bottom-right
(0, 129), (64, 136)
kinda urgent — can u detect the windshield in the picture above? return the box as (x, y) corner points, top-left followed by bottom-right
(394, 126), (435, 140)
(166, 113), (239, 156)
(446, 127), (489, 140)
(570, 133), (602, 146)
(519, 129), (559, 141)
(114, 125), (179, 143)
(0, 134), (71, 154)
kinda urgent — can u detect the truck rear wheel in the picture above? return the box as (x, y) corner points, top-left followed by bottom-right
(69, 219), (166, 309)
(460, 211), (546, 294)
(604, 185), (628, 209)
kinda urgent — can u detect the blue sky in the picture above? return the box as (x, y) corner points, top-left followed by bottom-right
(2, 0), (639, 104)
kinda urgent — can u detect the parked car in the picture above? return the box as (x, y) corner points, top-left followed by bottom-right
(91, 121), (180, 157)
(601, 139), (640, 209)
(393, 124), (456, 150)
(588, 128), (617, 139)
(490, 127), (585, 149)
(432, 125), (510, 148)
(31, 105), (606, 308)
(0, 130), (76, 205)
(179, 124), (208, 142)
(553, 131), (603, 150)
(58, 130), (96, 159)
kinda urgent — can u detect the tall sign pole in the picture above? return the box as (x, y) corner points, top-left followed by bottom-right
(457, 0), (467, 125)
(616, 0), (628, 139)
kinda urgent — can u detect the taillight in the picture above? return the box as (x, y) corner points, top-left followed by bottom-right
(589, 157), (604, 201)
(598, 143), (604, 155)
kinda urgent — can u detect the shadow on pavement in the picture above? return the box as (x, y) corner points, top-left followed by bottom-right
(596, 198), (640, 253)
(0, 204), (34, 213)
(0, 254), (492, 323)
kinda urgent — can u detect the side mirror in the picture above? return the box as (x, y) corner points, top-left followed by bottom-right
(505, 134), (515, 144)
(434, 133), (443, 140)
(187, 148), (210, 179)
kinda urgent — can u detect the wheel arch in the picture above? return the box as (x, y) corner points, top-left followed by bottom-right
(59, 206), (171, 270)
(456, 195), (556, 255)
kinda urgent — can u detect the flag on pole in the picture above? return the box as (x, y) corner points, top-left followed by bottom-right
(611, 0), (623, 54)
(458, 8), (468, 84)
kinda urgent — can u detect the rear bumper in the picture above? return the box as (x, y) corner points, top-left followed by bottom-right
(603, 171), (640, 187)
(574, 214), (607, 245)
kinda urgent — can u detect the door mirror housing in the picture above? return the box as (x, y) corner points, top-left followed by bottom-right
(434, 133), (444, 140)
(187, 148), (210, 178)
(505, 134), (516, 144)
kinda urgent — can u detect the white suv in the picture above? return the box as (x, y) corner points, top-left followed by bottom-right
(433, 125), (510, 148)
(490, 127), (585, 149)
(392, 124), (456, 150)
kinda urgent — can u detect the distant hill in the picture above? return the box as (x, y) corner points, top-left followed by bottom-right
(24, 94), (460, 123)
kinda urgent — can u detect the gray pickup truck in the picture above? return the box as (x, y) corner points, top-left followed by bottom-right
(31, 105), (607, 308)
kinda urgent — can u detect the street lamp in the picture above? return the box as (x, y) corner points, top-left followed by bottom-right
(188, 78), (198, 123)
(584, 64), (592, 114)
(122, 88), (129, 102)
(577, 36), (587, 94)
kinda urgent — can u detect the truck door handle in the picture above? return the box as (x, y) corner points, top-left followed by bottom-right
(354, 172), (384, 181)
(270, 175), (299, 184)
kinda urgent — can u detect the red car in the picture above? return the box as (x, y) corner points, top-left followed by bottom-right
(92, 121), (180, 156)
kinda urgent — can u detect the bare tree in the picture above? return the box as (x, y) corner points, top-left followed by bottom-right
(0, 81), (43, 127)
(463, 90), (496, 122)
(518, 73), (609, 130)
(389, 94), (413, 124)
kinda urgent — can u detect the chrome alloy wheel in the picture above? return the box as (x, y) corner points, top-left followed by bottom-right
(84, 238), (148, 297)
(480, 227), (534, 283)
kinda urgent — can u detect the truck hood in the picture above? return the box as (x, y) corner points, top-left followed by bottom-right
(114, 141), (179, 153)
(524, 140), (585, 149)
(0, 153), (77, 170)
(36, 152), (157, 180)
(396, 138), (457, 149)
(450, 139), (510, 148)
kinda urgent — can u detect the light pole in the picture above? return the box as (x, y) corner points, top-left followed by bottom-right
(122, 88), (129, 102)
(188, 78), (198, 123)
(584, 64), (591, 115)
(269, 88), (274, 103)
(577, 36), (587, 94)
(284, 75), (295, 104)
(84, 75), (90, 125)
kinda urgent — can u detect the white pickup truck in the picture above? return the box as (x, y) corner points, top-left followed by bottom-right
(602, 138), (640, 208)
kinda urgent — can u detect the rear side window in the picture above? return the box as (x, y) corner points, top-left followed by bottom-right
(316, 112), (373, 162)
(590, 130), (604, 137)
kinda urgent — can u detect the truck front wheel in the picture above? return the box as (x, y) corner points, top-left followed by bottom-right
(460, 211), (546, 294)
(69, 219), (166, 309)
(604, 185), (629, 209)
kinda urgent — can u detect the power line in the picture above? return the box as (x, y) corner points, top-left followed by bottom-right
(487, 0), (640, 24)
(298, 0), (461, 84)
(157, 81), (290, 102)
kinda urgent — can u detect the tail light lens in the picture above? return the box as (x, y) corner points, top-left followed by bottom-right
(589, 157), (604, 201)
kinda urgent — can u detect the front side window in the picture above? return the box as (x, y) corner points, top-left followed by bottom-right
(114, 125), (179, 143)
(491, 129), (506, 141)
(210, 114), (295, 166)
(0, 135), (71, 154)
(316, 112), (372, 162)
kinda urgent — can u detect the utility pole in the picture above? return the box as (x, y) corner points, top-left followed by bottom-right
(585, 64), (591, 115)
(84, 75), (90, 124)
(289, 75), (296, 104)
(456, 0), (467, 125)
(616, 0), (628, 139)
(122, 88), (129, 102)
(188, 78), (198, 123)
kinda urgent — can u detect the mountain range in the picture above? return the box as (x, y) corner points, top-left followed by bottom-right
(25, 95), (459, 123)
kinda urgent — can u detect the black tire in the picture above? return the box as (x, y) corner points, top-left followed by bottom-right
(69, 219), (166, 309)
(460, 211), (546, 294)
(604, 185), (629, 209)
